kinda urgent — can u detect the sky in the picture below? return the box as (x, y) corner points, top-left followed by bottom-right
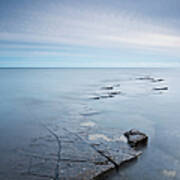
(0, 0), (180, 67)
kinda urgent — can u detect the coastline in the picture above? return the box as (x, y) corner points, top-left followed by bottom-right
(0, 68), (179, 180)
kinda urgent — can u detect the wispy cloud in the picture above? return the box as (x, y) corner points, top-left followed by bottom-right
(0, 0), (180, 67)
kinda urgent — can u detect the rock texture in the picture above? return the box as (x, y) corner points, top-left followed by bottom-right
(136, 76), (164, 83)
(11, 127), (146, 180)
(101, 86), (114, 90)
(124, 129), (148, 147)
(153, 87), (168, 91)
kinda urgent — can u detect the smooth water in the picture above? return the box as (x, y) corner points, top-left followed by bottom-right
(0, 68), (180, 179)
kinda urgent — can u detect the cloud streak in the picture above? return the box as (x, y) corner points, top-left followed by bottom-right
(0, 0), (180, 67)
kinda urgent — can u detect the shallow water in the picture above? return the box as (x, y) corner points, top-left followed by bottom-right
(0, 68), (180, 179)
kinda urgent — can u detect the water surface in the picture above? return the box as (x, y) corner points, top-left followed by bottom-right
(0, 68), (180, 179)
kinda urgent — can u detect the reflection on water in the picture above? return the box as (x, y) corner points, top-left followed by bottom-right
(0, 68), (180, 179)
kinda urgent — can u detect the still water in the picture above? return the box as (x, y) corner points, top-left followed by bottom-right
(0, 68), (180, 180)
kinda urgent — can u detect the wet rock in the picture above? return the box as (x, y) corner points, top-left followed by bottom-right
(137, 76), (165, 83)
(114, 84), (120, 87)
(80, 111), (100, 116)
(100, 94), (114, 98)
(101, 86), (114, 90)
(90, 94), (115, 100)
(90, 96), (100, 100)
(152, 78), (164, 83)
(12, 126), (147, 180)
(108, 91), (121, 96)
(124, 129), (148, 147)
(153, 87), (168, 91)
(80, 128), (143, 171)
(136, 76), (154, 81)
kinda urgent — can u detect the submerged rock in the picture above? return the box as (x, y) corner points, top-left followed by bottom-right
(137, 76), (164, 83)
(153, 87), (168, 91)
(100, 94), (114, 98)
(136, 76), (154, 81)
(80, 111), (100, 116)
(90, 96), (100, 100)
(162, 169), (176, 178)
(80, 121), (96, 127)
(152, 78), (164, 83)
(90, 94), (115, 100)
(101, 86), (114, 90)
(114, 84), (120, 87)
(124, 129), (148, 147)
(108, 91), (121, 96)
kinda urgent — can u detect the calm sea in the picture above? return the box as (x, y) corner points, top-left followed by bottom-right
(0, 68), (180, 180)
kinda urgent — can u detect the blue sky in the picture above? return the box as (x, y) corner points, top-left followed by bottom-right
(0, 0), (180, 67)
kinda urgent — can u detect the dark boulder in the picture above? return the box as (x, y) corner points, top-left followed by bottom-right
(124, 129), (148, 147)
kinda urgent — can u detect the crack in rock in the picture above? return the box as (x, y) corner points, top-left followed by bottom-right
(45, 127), (62, 180)
(64, 128), (120, 169)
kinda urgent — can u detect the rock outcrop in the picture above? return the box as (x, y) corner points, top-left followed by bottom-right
(124, 129), (148, 147)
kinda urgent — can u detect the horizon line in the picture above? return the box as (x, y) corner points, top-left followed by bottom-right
(0, 66), (178, 69)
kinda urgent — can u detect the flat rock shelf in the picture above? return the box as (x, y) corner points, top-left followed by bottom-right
(12, 126), (147, 180)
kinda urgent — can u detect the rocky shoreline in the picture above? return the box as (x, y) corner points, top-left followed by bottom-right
(9, 75), (167, 180)
(15, 126), (147, 180)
